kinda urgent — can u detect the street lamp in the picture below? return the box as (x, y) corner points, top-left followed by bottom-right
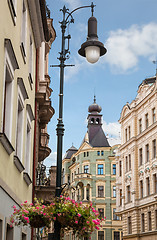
(50, 2), (106, 239)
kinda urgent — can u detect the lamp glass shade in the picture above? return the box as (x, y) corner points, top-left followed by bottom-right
(85, 46), (100, 63)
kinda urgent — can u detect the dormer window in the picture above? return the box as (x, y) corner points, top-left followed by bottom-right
(96, 118), (99, 124)
(91, 118), (94, 124)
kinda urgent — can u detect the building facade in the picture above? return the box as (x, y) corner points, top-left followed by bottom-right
(0, 1), (55, 239)
(116, 76), (157, 240)
(63, 98), (122, 240)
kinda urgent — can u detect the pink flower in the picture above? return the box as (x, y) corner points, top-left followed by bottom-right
(24, 201), (27, 203)
(42, 205), (46, 209)
(53, 217), (56, 220)
(72, 200), (75, 204)
(40, 211), (43, 214)
(24, 210), (29, 214)
(78, 213), (81, 217)
(24, 217), (29, 221)
(36, 207), (39, 209)
(13, 205), (16, 209)
(43, 213), (46, 216)
(10, 225), (13, 228)
(80, 201), (82, 205)
(75, 221), (78, 224)
(87, 221), (89, 224)
(30, 203), (33, 206)
(95, 226), (99, 230)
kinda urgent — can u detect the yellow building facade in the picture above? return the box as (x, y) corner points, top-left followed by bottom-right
(0, 1), (54, 239)
(116, 76), (157, 240)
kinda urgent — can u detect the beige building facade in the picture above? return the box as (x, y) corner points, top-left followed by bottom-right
(116, 76), (157, 240)
(0, 1), (55, 239)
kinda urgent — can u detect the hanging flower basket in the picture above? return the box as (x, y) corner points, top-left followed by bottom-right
(29, 215), (49, 228)
(10, 196), (103, 239)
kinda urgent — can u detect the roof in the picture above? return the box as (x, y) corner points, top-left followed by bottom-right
(88, 127), (110, 147)
(63, 145), (78, 159)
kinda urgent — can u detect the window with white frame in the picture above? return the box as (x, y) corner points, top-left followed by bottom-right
(24, 104), (34, 175)
(129, 154), (131, 171)
(84, 165), (89, 174)
(127, 185), (131, 203)
(145, 113), (149, 129)
(2, 39), (19, 142)
(113, 164), (116, 175)
(113, 186), (116, 198)
(113, 208), (119, 220)
(139, 180), (143, 198)
(146, 177), (150, 196)
(148, 211), (152, 231)
(98, 164), (103, 175)
(153, 173), (157, 193)
(98, 186), (104, 198)
(98, 231), (104, 240)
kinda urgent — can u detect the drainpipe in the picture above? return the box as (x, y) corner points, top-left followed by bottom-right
(31, 48), (39, 240)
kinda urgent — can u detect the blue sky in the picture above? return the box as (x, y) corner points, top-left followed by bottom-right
(45, 0), (157, 167)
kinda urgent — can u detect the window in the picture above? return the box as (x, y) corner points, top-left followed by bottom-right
(78, 168), (79, 174)
(15, 99), (24, 159)
(114, 231), (120, 240)
(139, 180), (143, 198)
(6, 224), (13, 240)
(152, 108), (156, 123)
(98, 208), (104, 219)
(68, 175), (70, 184)
(0, 219), (3, 240)
(84, 165), (89, 174)
(141, 213), (145, 232)
(145, 144), (149, 162)
(22, 232), (26, 240)
(120, 189), (122, 206)
(113, 208), (119, 220)
(145, 113), (149, 129)
(125, 156), (128, 172)
(8, 0), (17, 24)
(72, 173), (73, 181)
(148, 211), (152, 231)
(98, 186), (104, 198)
(113, 186), (116, 198)
(101, 151), (104, 156)
(128, 216), (132, 234)
(139, 118), (142, 134)
(153, 173), (157, 193)
(152, 139), (156, 159)
(128, 126), (131, 139)
(28, 35), (33, 85)
(127, 185), (131, 203)
(113, 164), (116, 175)
(21, 0), (27, 59)
(98, 231), (104, 240)
(87, 151), (89, 157)
(146, 177), (150, 196)
(98, 164), (103, 175)
(84, 152), (86, 157)
(125, 128), (128, 142)
(119, 161), (122, 176)
(155, 210), (157, 229)
(129, 154), (131, 171)
(139, 148), (143, 166)
(97, 151), (100, 156)
(25, 120), (31, 174)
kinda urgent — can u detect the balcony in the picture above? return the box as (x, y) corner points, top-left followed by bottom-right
(39, 132), (51, 162)
(75, 173), (92, 180)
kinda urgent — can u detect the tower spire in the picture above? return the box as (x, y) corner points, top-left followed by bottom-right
(94, 95), (96, 103)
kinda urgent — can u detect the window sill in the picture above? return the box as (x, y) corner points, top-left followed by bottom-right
(23, 172), (32, 186)
(7, 0), (16, 25)
(0, 132), (14, 155)
(14, 155), (25, 173)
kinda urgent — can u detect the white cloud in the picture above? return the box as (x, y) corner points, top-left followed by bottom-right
(62, 0), (81, 9)
(104, 22), (157, 73)
(44, 151), (57, 167)
(102, 121), (121, 138)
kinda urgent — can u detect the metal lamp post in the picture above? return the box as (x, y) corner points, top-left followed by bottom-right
(50, 2), (107, 239)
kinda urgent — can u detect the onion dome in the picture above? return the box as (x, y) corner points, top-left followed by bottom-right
(88, 96), (102, 113)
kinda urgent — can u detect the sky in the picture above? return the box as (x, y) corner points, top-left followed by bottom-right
(44, 0), (157, 167)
